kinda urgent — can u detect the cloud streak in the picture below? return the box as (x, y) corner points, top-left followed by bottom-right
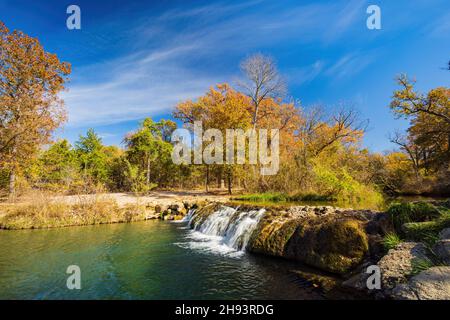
(62, 0), (368, 128)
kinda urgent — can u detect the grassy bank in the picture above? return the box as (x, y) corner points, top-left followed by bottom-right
(385, 200), (450, 247)
(232, 192), (334, 203)
(231, 192), (385, 210)
(0, 195), (151, 230)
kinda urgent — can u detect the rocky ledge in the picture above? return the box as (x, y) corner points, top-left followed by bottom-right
(165, 200), (450, 300)
(247, 205), (390, 274)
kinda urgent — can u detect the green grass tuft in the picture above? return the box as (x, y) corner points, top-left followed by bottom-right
(410, 258), (435, 276)
(383, 233), (402, 251)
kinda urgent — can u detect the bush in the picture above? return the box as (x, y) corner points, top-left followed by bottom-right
(312, 164), (384, 209)
(401, 214), (450, 246)
(387, 201), (442, 233)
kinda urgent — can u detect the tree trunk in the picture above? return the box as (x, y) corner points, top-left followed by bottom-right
(146, 152), (151, 187)
(227, 169), (232, 195)
(9, 169), (15, 198)
(217, 167), (222, 188)
(205, 166), (209, 193)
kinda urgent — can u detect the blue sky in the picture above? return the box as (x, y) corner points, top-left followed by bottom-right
(1, 0), (449, 151)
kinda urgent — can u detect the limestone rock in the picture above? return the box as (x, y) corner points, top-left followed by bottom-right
(283, 215), (369, 274)
(439, 228), (450, 240)
(433, 240), (450, 265)
(377, 242), (431, 290)
(391, 266), (450, 300)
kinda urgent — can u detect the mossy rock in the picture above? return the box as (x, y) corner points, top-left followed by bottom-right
(284, 215), (369, 274)
(189, 202), (223, 228)
(248, 214), (299, 257)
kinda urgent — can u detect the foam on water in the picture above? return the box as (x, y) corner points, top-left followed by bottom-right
(175, 205), (265, 257)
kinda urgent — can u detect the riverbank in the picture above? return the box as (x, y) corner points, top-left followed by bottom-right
(187, 200), (450, 299)
(0, 191), (229, 230)
(1, 192), (449, 299)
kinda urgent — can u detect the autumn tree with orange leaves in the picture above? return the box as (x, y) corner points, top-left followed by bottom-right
(0, 21), (71, 196)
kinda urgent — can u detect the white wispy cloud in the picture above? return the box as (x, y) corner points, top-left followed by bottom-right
(63, 1), (366, 128)
(325, 52), (375, 79)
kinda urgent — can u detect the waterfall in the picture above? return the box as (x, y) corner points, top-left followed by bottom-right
(177, 205), (265, 255)
(181, 208), (196, 222)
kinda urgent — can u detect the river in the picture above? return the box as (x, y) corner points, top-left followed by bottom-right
(0, 218), (324, 300)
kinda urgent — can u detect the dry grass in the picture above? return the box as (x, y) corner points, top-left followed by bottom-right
(0, 191), (151, 230)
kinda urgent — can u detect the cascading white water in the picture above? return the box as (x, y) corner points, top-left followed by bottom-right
(177, 205), (265, 255)
(181, 208), (196, 222)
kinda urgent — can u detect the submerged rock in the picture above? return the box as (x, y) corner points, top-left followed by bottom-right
(391, 266), (450, 300)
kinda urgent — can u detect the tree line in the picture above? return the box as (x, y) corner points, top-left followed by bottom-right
(1, 21), (449, 205)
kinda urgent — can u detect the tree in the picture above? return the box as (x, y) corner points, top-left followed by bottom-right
(124, 118), (175, 190)
(239, 54), (286, 129)
(391, 75), (450, 125)
(174, 84), (252, 194)
(75, 129), (110, 188)
(390, 75), (450, 172)
(33, 139), (78, 188)
(389, 131), (421, 179)
(0, 21), (71, 196)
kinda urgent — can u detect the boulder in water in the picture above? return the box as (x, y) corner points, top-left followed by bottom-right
(283, 215), (369, 274)
(248, 210), (371, 274)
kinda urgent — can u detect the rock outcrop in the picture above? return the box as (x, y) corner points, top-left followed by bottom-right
(247, 206), (387, 274)
(377, 242), (432, 291)
(391, 266), (450, 300)
(433, 228), (450, 265)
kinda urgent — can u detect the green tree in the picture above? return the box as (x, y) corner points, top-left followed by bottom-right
(33, 139), (78, 189)
(124, 118), (175, 189)
(75, 129), (109, 187)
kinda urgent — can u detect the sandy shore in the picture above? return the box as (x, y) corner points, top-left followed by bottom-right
(50, 190), (231, 207)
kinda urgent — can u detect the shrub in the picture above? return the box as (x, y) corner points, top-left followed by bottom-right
(387, 201), (443, 233)
(401, 214), (450, 246)
(312, 164), (384, 210)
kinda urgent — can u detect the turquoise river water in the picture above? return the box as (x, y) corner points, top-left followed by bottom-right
(0, 219), (325, 299)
